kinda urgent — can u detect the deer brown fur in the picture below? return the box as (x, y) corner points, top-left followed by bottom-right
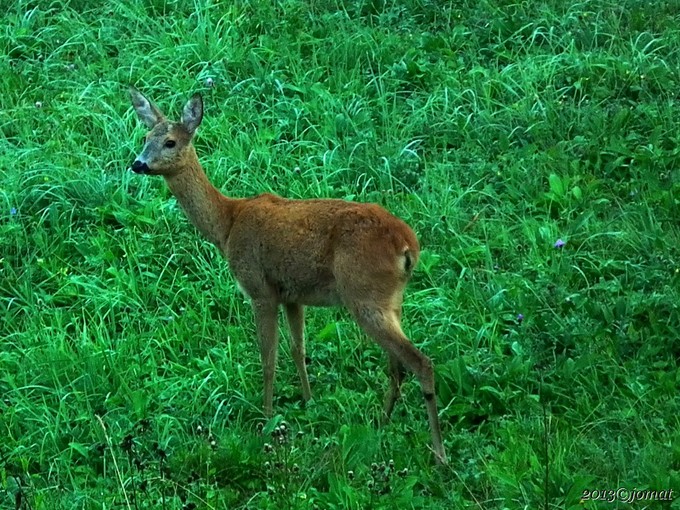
(129, 87), (447, 465)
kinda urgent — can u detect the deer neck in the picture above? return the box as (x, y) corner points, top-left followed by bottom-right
(164, 152), (235, 248)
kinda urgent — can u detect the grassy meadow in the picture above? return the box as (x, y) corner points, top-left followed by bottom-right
(2, 0), (680, 508)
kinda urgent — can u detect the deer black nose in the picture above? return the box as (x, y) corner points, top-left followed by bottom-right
(131, 160), (150, 174)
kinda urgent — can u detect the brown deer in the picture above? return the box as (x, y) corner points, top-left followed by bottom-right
(128, 87), (447, 465)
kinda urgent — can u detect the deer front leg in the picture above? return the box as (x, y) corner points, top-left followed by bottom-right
(252, 300), (280, 417)
(284, 303), (312, 402)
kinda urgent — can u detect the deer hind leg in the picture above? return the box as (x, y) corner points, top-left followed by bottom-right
(384, 353), (406, 421)
(384, 305), (406, 419)
(284, 303), (312, 402)
(349, 303), (448, 465)
(252, 300), (279, 417)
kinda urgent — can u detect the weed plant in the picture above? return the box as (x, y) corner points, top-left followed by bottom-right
(1, 0), (679, 508)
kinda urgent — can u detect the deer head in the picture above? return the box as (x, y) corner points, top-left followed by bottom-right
(129, 87), (203, 177)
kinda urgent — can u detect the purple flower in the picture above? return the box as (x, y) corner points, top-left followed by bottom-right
(554, 239), (566, 249)
(10, 207), (17, 216)
(517, 313), (524, 324)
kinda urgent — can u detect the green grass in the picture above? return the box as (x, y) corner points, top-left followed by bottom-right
(2, 0), (680, 508)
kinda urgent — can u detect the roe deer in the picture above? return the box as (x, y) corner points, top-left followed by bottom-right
(128, 87), (447, 465)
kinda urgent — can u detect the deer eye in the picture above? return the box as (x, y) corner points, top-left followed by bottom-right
(164, 140), (176, 148)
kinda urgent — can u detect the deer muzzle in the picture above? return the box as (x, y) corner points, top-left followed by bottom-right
(131, 160), (150, 174)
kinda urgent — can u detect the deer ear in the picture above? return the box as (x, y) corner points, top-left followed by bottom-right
(181, 93), (203, 134)
(129, 86), (166, 128)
